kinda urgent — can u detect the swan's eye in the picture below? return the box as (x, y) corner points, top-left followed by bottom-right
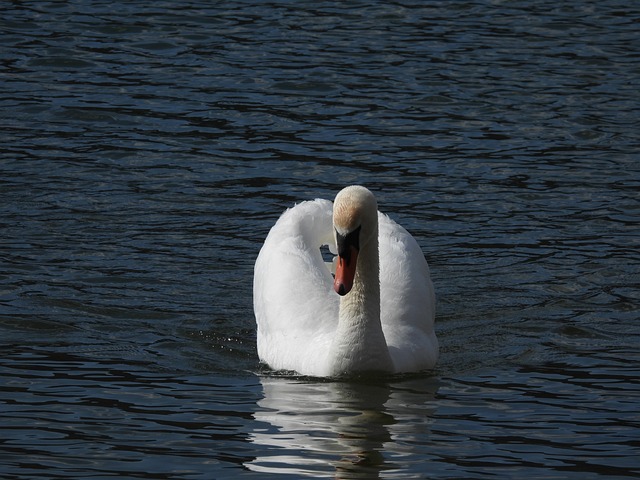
(335, 226), (361, 261)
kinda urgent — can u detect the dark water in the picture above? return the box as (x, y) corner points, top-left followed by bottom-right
(1, 1), (639, 478)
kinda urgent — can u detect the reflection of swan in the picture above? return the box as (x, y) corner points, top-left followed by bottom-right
(247, 377), (439, 478)
(254, 186), (438, 377)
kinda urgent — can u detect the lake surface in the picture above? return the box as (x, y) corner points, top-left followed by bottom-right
(1, 1), (639, 478)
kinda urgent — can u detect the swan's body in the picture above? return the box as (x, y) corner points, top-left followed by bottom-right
(254, 186), (438, 377)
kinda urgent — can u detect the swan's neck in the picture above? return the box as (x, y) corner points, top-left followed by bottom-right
(328, 228), (393, 375)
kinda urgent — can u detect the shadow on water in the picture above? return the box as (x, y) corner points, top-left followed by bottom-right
(248, 375), (439, 478)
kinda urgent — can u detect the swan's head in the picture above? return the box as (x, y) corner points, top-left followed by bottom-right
(332, 186), (378, 296)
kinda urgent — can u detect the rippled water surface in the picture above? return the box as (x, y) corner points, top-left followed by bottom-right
(1, 1), (639, 478)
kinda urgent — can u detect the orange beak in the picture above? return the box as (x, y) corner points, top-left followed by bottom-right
(333, 245), (358, 296)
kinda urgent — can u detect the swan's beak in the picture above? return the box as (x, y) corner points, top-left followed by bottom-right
(334, 227), (360, 296)
(334, 246), (358, 296)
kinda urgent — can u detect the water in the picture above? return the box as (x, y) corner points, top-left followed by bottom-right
(1, 0), (639, 477)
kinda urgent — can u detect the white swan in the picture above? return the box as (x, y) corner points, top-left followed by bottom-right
(254, 185), (438, 377)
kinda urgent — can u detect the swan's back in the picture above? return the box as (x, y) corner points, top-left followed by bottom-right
(378, 213), (438, 371)
(254, 199), (338, 375)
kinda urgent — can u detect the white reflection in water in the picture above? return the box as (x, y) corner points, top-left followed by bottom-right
(248, 376), (439, 478)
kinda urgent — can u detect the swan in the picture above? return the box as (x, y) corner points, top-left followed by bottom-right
(253, 185), (438, 377)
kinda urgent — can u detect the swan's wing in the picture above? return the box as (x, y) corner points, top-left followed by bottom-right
(254, 199), (338, 375)
(378, 213), (439, 371)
